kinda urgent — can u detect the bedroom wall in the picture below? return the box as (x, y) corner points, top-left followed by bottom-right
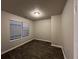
(34, 19), (51, 42)
(51, 15), (62, 45)
(61, 0), (74, 59)
(1, 11), (34, 54)
(34, 15), (62, 44)
(74, 0), (78, 59)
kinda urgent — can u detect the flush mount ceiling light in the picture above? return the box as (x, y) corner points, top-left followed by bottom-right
(30, 8), (43, 18)
(34, 12), (40, 15)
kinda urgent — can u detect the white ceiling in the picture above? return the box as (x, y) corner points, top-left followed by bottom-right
(2, 0), (67, 20)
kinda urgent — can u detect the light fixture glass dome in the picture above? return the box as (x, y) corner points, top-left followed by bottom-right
(30, 8), (43, 18)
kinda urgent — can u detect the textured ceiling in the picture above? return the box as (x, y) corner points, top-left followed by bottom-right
(2, 0), (67, 20)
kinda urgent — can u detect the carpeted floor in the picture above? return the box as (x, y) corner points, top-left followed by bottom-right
(1, 40), (64, 59)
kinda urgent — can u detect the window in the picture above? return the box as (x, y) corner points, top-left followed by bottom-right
(22, 23), (29, 37)
(10, 20), (29, 40)
(10, 20), (22, 40)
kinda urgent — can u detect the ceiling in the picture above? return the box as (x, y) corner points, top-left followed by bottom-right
(2, 0), (67, 20)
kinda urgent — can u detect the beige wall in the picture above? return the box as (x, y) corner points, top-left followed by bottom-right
(34, 16), (62, 44)
(34, 19), (51, 42)
(51, 15), (62, 45)
(74, 0), (78, 59)
(1, 11), (34, 54)
(61, 0), (74, 59)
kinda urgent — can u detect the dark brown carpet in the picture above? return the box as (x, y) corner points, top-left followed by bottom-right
(1, 39), (64, 59)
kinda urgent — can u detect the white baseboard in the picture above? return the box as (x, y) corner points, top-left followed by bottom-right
(61, 48), (67, 59)
(51, 44), (63, 48)
(51, 44), (67, 59)
(1, 39), (33, 55)
(35, 39), (52, 42)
